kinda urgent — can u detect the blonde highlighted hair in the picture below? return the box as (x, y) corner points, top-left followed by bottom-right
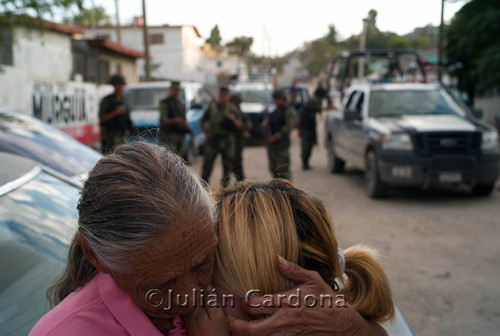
(213, 179), (394, 323)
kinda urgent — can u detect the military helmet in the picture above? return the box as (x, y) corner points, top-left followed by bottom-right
(170, 81), (181, 89)
(272, 89), (287, 100)
(219, 87), (230, 94)
(109, 74), (126, 85)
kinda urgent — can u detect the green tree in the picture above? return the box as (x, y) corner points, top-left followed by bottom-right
(226, 36), (254, 57)
(65, 6), (111, 27)
(447, 0), (500, 102)
(0, 0), (83, 29)
(299, 24), (340, 79)
(206, 24), (222, 51)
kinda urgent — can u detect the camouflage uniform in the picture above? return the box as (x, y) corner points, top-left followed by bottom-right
(99, 93), (131, 155)
(299, 102), (321, 169)
(267, 105), (297, 180)
(201, 102), (236, 187)
(233, 105), (252, 181)
(159, 96), (189, 157)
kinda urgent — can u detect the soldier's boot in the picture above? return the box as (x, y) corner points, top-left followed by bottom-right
(302, 158), (311, 170)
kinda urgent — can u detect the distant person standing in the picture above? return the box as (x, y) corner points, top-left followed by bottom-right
(159, 81), (191, 157)
(230, 94), (252, 181)
(314, 81), (330, 109)
(298, 98), (321, 170)
(99, 74), (132, 155)
(200, 87), (238, 187)
(290, 87), (304, 111)
(262, 89), (297, 180)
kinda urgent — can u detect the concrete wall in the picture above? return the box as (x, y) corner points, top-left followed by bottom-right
(85, 26), (204, 82)
(99, 53), (139, 84)
(0, 28), (72, 113)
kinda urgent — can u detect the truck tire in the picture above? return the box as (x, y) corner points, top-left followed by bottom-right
(328, 144), (345, 173)
(472, 183), (495, 196)
(365, 150), (387, 198)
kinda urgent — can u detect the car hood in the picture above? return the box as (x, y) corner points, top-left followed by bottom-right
(240, 102), (267, 114)
(376, 115), (478, 133)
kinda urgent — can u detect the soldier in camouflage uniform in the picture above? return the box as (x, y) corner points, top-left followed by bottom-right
(200, 87), (238, 187)
(262, 89), (298, 180)
(99, 74), (132, 155)
(230, 94), (252, 181)
(159, 81), (191, 157)
(298, 98), (321, 170)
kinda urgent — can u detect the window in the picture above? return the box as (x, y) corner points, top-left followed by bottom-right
(72, 52), (86, 78)
(345, 91), (358, 110)
(355, 92), (364, 113)
(87, 57), (99, 83)
(0, 29), (14, 66)
(97, 60), (110, 84)
(116, 63), (122, 75)
(149, 33), (164, 45)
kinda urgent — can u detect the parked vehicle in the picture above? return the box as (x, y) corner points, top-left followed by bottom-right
(123, 81), (213, 161)
(0, 109), (102, 183)
(325, 82), (500, 197)
(229, 81), (274, 143)
(0, 153), (80, 335)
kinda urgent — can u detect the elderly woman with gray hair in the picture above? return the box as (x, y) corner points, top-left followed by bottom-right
(30, 142), (387, 336)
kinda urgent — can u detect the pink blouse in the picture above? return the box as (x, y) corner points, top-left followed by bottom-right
(30, 272), (187, 336)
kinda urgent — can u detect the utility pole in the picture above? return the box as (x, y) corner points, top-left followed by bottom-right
(142, 0), (151, 81)
(114, 0), (122, 44)
(438, 0), (445, 82)
(358, 18), (368, 79)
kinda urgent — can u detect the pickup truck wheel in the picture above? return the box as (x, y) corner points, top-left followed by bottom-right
(365, 151), (386, 198)
(328, 146), (345, 173)
(472, 183), (495, 196)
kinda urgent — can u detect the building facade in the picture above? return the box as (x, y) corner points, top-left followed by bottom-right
(0, 20), (143, 146)
(85, 24), (204, 82)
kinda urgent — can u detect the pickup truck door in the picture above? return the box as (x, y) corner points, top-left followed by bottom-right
(335, 91), (359, 162)
(349, 91), (370, 168)
(340, 90), (366, 167)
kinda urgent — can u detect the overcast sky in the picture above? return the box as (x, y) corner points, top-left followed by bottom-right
(90, 0), (465, 56)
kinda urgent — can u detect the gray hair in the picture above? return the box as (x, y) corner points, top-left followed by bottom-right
(49, 142), (213, 305)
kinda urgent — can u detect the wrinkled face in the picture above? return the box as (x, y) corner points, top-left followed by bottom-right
(110, 218), (217, 320)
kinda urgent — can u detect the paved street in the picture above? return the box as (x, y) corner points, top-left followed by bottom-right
(193, 118), (500, 336)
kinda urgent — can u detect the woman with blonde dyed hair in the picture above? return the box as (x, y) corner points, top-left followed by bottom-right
(213, 179), (394, 327)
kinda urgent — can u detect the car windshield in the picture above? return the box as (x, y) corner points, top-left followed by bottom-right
(369, 88), (468, 118)
(0, 171), (79, 335)
(235, 90), (273, 104)
(0, 113), (101, 177)
(124, 88), (185, 110)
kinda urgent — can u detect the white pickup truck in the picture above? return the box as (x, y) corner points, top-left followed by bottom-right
(325, 82), (500, 197)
